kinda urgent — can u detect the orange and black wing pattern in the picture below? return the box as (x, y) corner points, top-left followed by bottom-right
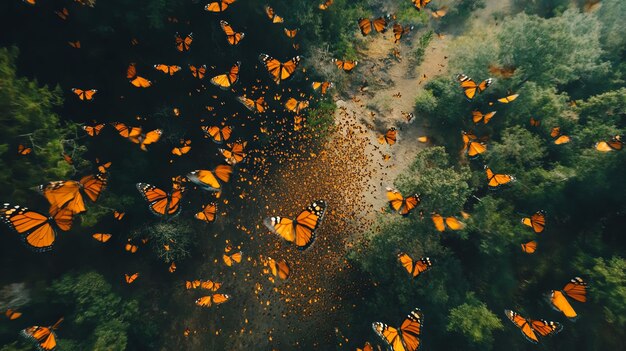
(505, 309), (562, 344)
(175, 32), (193, 52)
(136, 183), (184, 217)
(259, 54), (300, 84)
(595, 135), (623, 152)
(264, 200), (327, 250)
(72, 88), (97, 101)
(373, 307), (423, 351)
(456, 74), (492, 100)
(210, 61), (241, 90)
(397, 252), (432, 279)
(412, 0), (432, 11)
(386, 188), (420, 215)
(521, 210), (546, 233)
(21, 318), (63, 351)
(205, 0), (236, 12)
(485, 165), (515, 189)
(220, 20), (245, 45)
(332, 58), (358, 72)
(1, 204), (72, 251)
(187, 165), (233, 192)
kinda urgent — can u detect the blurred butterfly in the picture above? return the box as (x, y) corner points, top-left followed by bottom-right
(154, 64), (181, 76)
(92, 233), (112, 243)
(472, 110), (497, 124)
(312, 81), (333, 95)
(264, 200), (327, 250)
(393, 23), (414, 43)
(412, 0), (432, 11)
(550, 127), (571, 145)
(431, 213), (465, 232)
(125, 273), (139, 284)
(205, 0), (236, 12)
(113, 211), (125, 220)
(5, 309), (22, 320)
(220, 20), (245, 45)
(485, 165), (515, 189)
(112, 123), (162, 151)
(378, 127), (397, 145)
(456, 74), (492, 100)
(595, 135), (623, 152)
(237, 96), (267, 113)
(547, 277), (587, 320)
(189, 64), (207, 79)
(332, 58), (358, 72)
(126, 63), (152, 88)
(168, 262), (176, 273)
(17, 144), (32, 155)
(219, 141), (247, 165)
(195, 294), (231, 307)
(136, 183), (185, 217)
(284, 28), (299, 39)
(263, 256), (290, 281)
(125, 240), (138, 253)
(23, 0), (36, 5)
(462, 131), (487, 158)
(210, 61), (241, 90)
(38, 173), (108, 214)
(21, 318), (63, 351)
(498, 93), (519, 104)
(259, 54), (300, 84)
(201, 125), (233, 144)
(68, 41), (81, 49)
(373, 308), (423, 351)
(195, 203), (217, 223)
(285, 98), (309, 113)
(265, 6), (284, 23)
(488, 64), (516, 78)
(504, 309), (562, 344)
(0, 204), (73, 252)
(529, 117), (541, 127)
(96, 160), (111, 174)
(417, 136), (429, 143)
(72, 88), (97, 101)
(521, 210), (546, 233)
(82, 123), (105, 136)
(223, 245), (242, 266)
(54, 7), (69, 20)
(186, 280), (222, 290)
(430, 6), (448, 19)
(521, 240), (537, 254)
(187, 165), (233, 192)
(318, 0), (333, 10)
(397, 252), (432, 279)
(386, 188), (420, 215)
(174, 32), (193, 52)
(171, 139), (192, 156)
(358, 16), (389, 36)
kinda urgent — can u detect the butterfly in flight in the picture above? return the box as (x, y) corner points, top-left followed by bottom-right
(456, 73), (492, 100)
(17, 144), (32, 155)
(521, 240), (537, 254)
(318, 0), (333, 10)
(430, 6), (448, 19)
(595, 135), (623, 152)
(263, 256), (290, 281)
(521, 210), (546, 233)
(220, 20), (245, 45)
(126, 63), (152, 88)
(195, 294), (231, 307)
(550, 127), (571, 145)
(205, 0), (236, 12)
(92, 233), (112, 243)
(71, 88), (97, 101)
(312, 81), (333, 95)
(21, 318), (64, 351)
(0, 204), (73, 252)
(332, 59), (358, 72)
(187, 165), (233, 192)
(38, 173), (108, 215)
(195, 203), (217, 223)
(378, 127), (397, 145)
(412, 0), (432, 11)
(237, 96), (267, 113)
(264, 200), (327, 250)
(171, 139), (192, 156)
(125, 272), (139, 284)
(358, 16), (389, 36)
(484, 165), (515, 189)
(223, 244), (242, 266)
(210, 62), (241, 90)
(546, 277), (587, 320)
(397, 252), (432, 279)
(265, 5), (284, 23)
(174, 32), (193, 52)
(259, 54), (301, 84)
(393, 24), (414, 43)
(285, 98), (309, 114)
(82, 123), (105, 136)
(154, 64), (181, 76)
(189, 64), (207, 80)
(136, 183), (185, 218)
(219, 140), (247, 165)
(5, 309), (22, 320)
(462, 131), (487, 158)
(284, 28), (299, 39)
(504, 309), (562, 344)
(497, 93), (519, 104)
(431, 213), (465, 232)
(373, 307), (423, 351)
(472, 110), (497, 124)
(201, 125), (233, 144)
(386, 188), (420, 216)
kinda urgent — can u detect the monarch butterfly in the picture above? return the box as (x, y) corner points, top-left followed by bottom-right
(201, 125), (233, 144)
(129, 129), (162, 151)
(38, 173), (108, 214)
(168, 262), (177, 273)
(126, 63), (152, 88)
(430, 6), (448, 18)
(472, 110), (497, 124)
(497, 94), (519, 104)
(550, 127), (571, 145)
(431, 213), (465, 232)
(504, 309), (562, 344)
(55, 7), (69, 20)
(265, 6), (284, 23)
(154, 64), (181, 76)
(219, 20), (245, 45)
(92, 233), (112, 243)
(332, 58), (358, 72)
(417, 136), (429, 143)
(171, 139), (192, 156)
(187, 165), (233, 192)
(521, 210), (546, 233)
(125, 240), (138, 253)
(82, 123), (105, 136)
(195, 203), (217, 223)
(210, 61), (241, 90)
(0, 204), (73, 252)
(223, 249), (242, 266)
(373, 308), (423, 351)
(393, 24), (414, 43)
(462, 131), (487, 158)
(68, 41), (81, 49)
(186, 280), (222, 290)
(529, 117), (541, 127)
(259, 54), (301, 84)
(356, 342), (373, 351)
(237, 96), (267, 113)
(17, 144), (32, 155)
(378, 127), (397, 145)
(485, 165), (515, 189)
(397, 252), (432, 279)
(23, 0), (36, 6)
(386, 188), (420, 215)
(219, 141), (248, 165)
(125, 273), (139, 284)
(174, 32), (193, 52)
(412, 0), (432, 11)
(264, 200), (327, 250)
(195, 294), (231, 307)
(546, 277), (588, 320)
(113, 211), (125, 220)
(21, 318), (63, 351)
(5, 309), (22, 320)
(595, 135), (623, 152)
(312, 81), (333, 95)
(521, 240), (537, 254)
(263, 256), (290, 280)
(284, 28), (299, 38)
(318, 0), (333, 10)
(71, 88), (97, 101)
(205, 0), (235, 12)
(285, 98), (309, 114)
(456, 74), (492, 101)
(358, 16), (389, 36)
(189, 64), (207, 80)
(293, 115), (304, 131)
(136, 183), (185, 217)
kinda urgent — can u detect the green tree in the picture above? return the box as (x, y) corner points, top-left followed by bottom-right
(589, 257), (626, 328)
(447, 293), (503, 349)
